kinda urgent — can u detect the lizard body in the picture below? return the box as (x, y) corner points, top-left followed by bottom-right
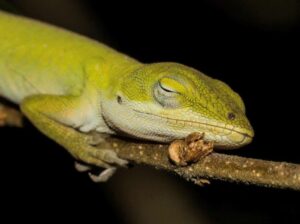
(0, 10), (254, 180)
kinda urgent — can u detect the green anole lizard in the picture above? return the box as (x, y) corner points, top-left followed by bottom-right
(0, 10), (254, 181)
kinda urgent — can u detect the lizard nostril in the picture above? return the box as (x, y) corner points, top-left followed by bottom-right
(117, 95), (123, 104)
(228, 112), (236, 120)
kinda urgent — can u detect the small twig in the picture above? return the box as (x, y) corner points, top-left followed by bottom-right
(1, 103), (300, 190)
(0, 103), (23, 127)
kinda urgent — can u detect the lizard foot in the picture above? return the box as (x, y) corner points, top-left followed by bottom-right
(84, 134), (128, 167)
(73, 134), (128, 182)
(75, 133), (128, 168)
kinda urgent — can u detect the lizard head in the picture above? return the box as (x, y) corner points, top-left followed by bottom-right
(102, 62), (254, 149)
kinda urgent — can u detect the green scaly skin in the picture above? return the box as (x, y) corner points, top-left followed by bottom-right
(0, 10), (254, 180)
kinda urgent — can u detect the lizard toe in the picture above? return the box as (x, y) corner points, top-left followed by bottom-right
(89, 148), (128, 167)
(74, 161), (92, 172)
(88, 167), (117, 182)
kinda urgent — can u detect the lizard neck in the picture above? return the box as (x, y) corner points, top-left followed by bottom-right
(100, 55), (143, 99)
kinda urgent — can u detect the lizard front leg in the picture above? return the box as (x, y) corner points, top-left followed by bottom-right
(21, 94), (127, 181)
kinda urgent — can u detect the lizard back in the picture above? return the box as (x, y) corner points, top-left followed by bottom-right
(0, 10), (117, 103)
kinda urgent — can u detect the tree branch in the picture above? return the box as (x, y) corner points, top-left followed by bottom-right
(0, 103), (23, 127)
(97, 136), (300, 190)
(1, 103), (299, 190)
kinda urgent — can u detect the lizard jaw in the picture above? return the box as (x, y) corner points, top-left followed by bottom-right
(101, 99), (253, 149)
(132, 109), (253, 149)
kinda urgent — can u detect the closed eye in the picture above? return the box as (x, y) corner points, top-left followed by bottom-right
(154, 79), (181, 108)
(158, 80), (178, 93)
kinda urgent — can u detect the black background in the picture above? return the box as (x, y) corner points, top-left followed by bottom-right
(1, 1), (300, 223)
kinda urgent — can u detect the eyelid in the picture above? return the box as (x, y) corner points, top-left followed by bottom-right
(158, 81), (176, 93)
(159, 77), (185, 93)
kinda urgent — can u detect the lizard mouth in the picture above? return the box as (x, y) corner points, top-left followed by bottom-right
(133, 109), (254, 146)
